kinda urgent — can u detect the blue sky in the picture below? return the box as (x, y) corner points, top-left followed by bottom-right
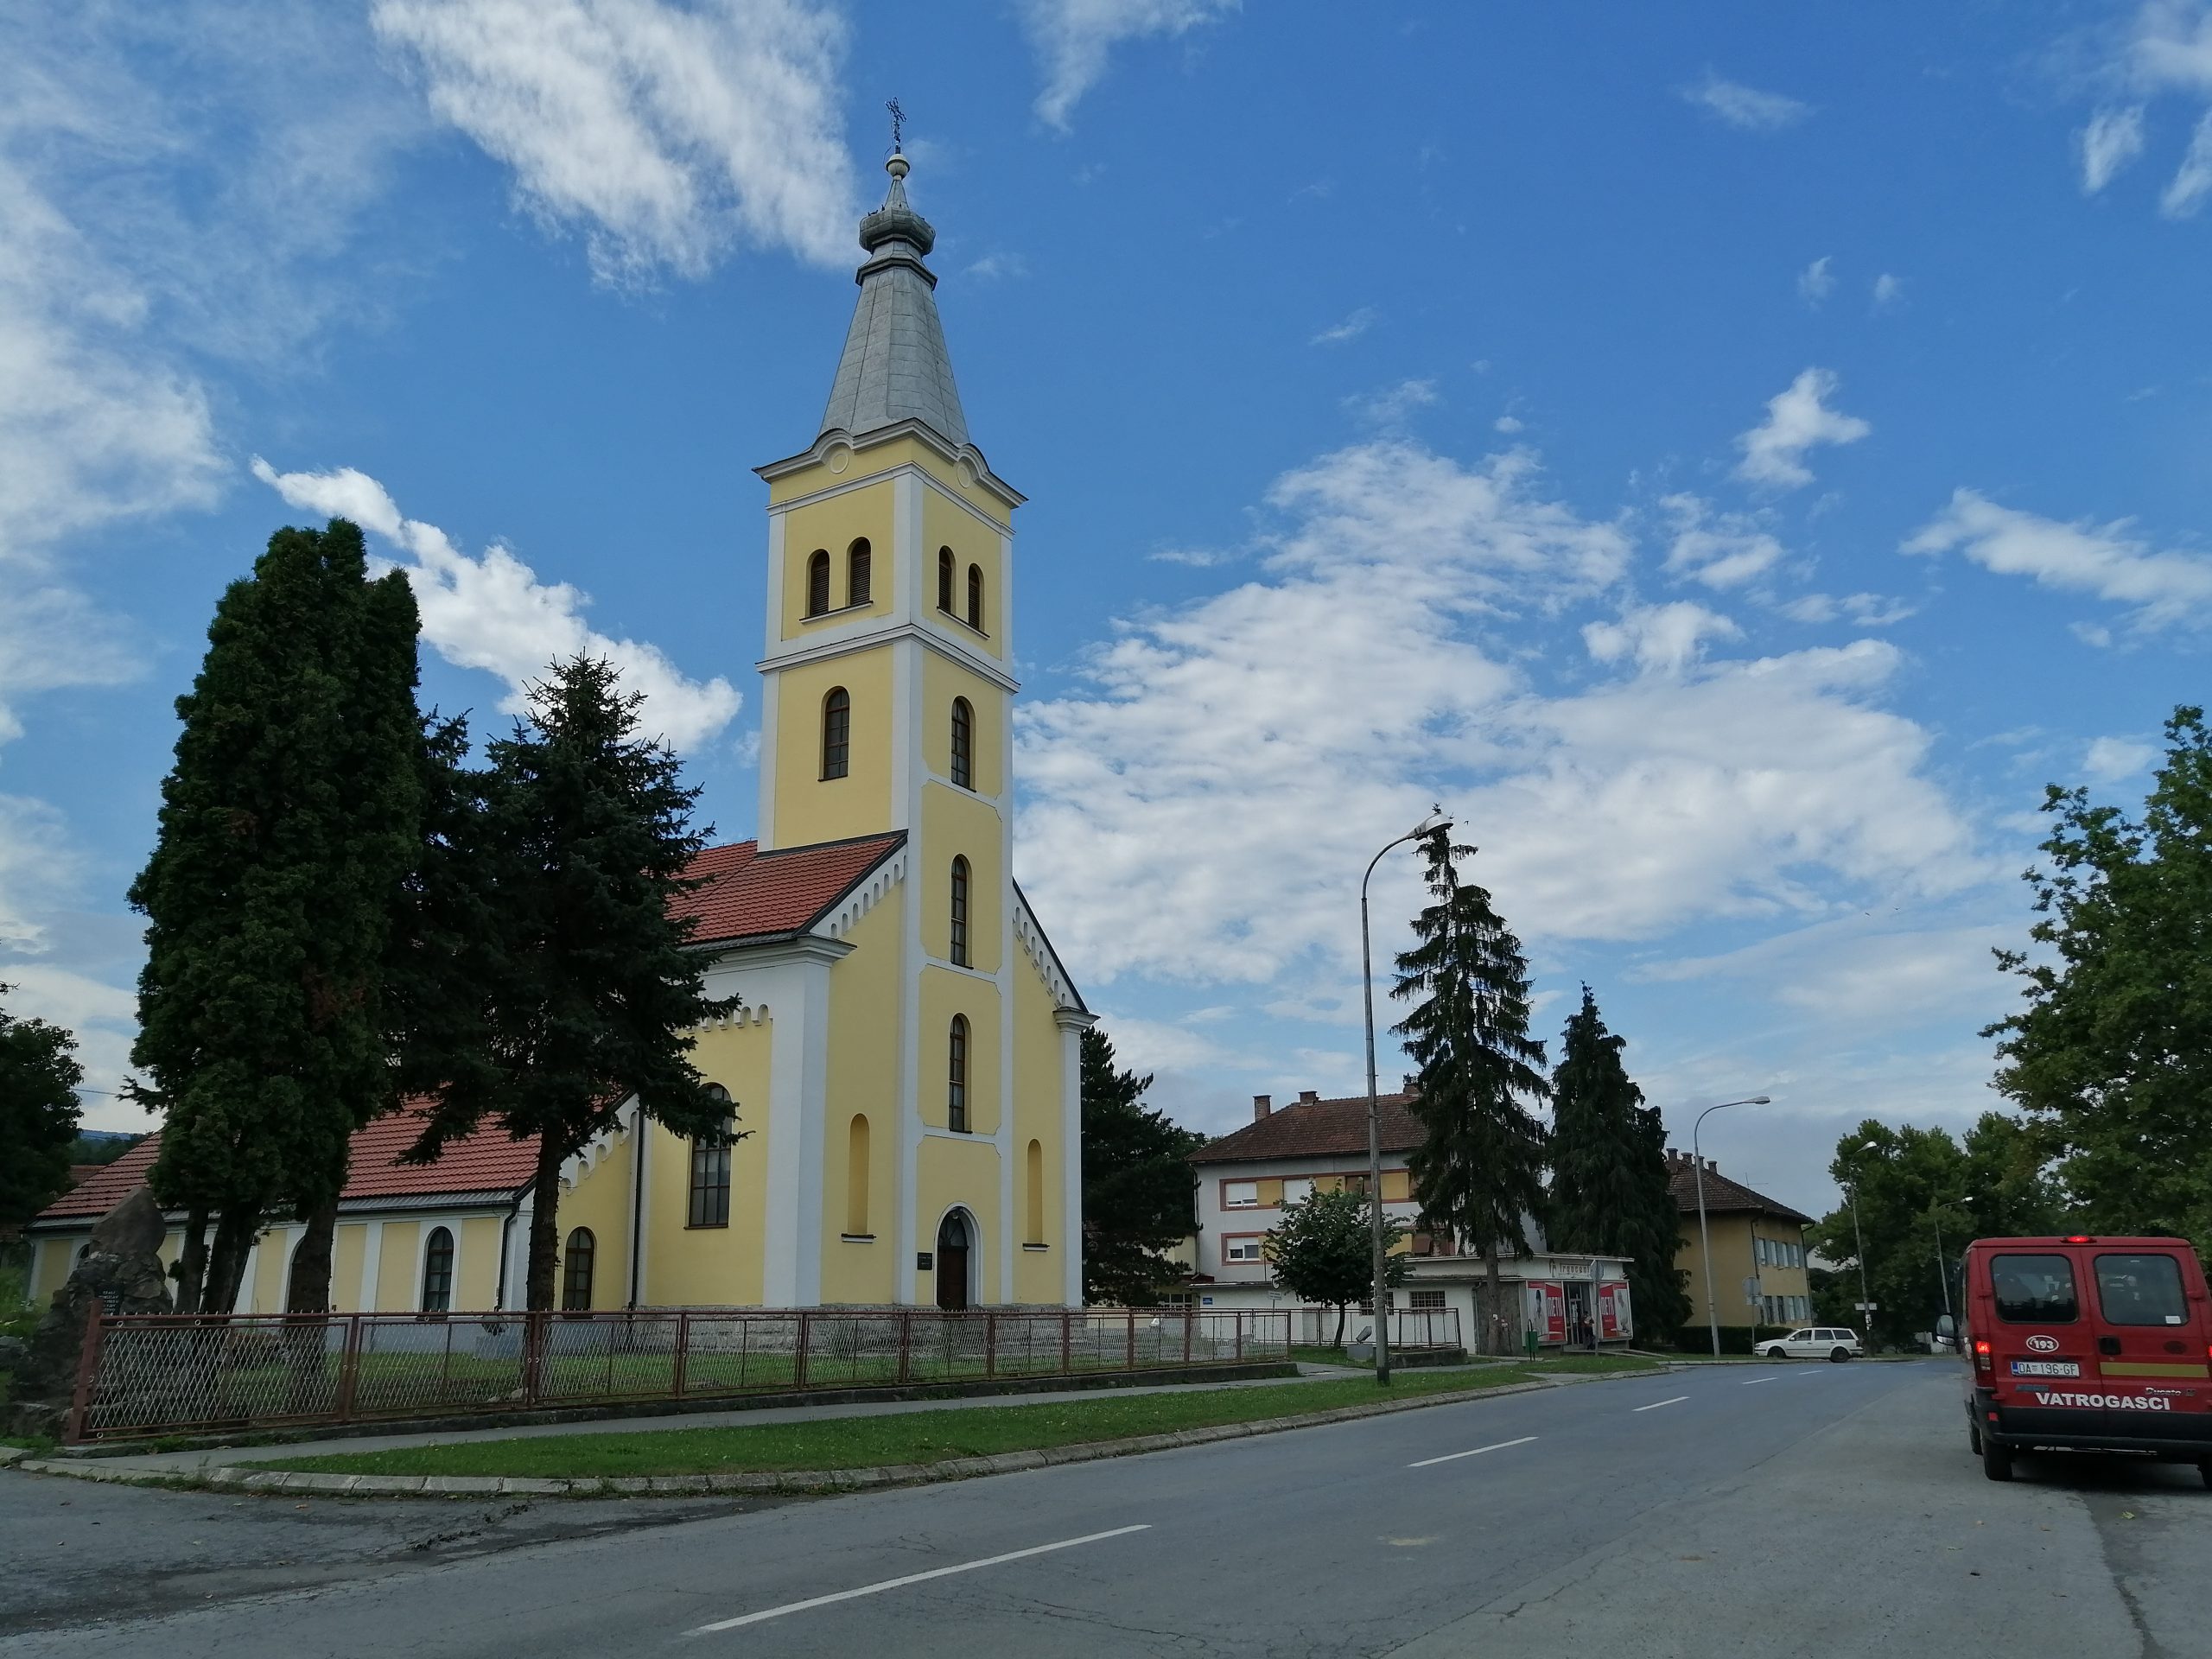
(6, 1), (2210, 1218)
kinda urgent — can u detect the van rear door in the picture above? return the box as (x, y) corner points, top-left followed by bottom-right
(2088, 1249), (2212, 1404)
(1985, 1249), (2095, 1398)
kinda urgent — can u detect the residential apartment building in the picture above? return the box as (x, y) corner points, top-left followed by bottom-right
(1666, 1150), (1816, 1332)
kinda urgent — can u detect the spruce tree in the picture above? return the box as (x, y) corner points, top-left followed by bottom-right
(0, 985), (84, 1230)
(1390, 829), (1549, 1353)
(130, 520), (426, 1313)
(405, 656), (735, 1311)
(1080, 1027), (1204, 1305)
(1548, 986), (1688, 1338)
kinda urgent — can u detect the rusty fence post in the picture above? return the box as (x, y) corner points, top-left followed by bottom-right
(1235, 1313), (1245, 1363)
(1125, 1308), (1135, 1370)
(64, 1304), (106, 1444)
(984, 1310), (997, 1380)
(672, 1311), (690, 1401)
(1182, 1309), (1193, 1365)
(898, 1310), (913, 1385)
(795, 1312), (812, 1390)
(335, 1314), (363, 1423)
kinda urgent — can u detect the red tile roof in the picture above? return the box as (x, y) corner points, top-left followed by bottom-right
(1189, 1092), (1425, 1165)
(672, 833), (905, 947)
(35, 1108), (542, 1224)
(1664, 1154), (1814, 1226)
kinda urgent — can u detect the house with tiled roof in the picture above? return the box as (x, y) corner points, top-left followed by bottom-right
(1181, 1090), (1635, 1351)
(1664, 1150), (1817, 1332)
(25, 150), (1090, 1319)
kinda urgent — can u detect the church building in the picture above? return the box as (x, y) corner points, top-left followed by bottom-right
(24, 152), (1092, 1316)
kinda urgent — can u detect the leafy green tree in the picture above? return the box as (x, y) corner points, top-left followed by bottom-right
(1988, 706), (2212, 1246)
(130, 520), (427, 1313)
(1392, 829), (1549, 1352)
(1547, 987), (1689, 1338)
(1262, 1186), (1408, 1348)
(66, 1133), (143, 1167)
(0, 987), (83, 1229)
(1079, 1027), (1203, 1305)
(406, 656), (736, 1311)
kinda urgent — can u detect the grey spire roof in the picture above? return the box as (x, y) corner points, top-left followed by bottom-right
(818, 155), (969, 448)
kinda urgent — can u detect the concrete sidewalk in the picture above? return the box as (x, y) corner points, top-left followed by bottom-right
(51, 1357), (1514, 1476)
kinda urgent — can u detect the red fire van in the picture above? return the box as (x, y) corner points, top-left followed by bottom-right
(1961, 1236), (2212, 1485)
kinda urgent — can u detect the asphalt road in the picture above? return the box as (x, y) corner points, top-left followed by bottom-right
(4, 1359), (2207, 1657)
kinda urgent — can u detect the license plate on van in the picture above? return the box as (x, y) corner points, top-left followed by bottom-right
(2011, 1360), (2080, 1376)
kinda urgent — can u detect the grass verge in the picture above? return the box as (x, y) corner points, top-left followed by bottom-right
(258, 1358), (1660, 1480)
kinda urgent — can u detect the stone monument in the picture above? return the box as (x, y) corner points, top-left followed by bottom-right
(8, 1186), (173, 1437)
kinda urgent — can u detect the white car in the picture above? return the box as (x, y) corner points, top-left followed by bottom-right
(1761, 1326), (1863, 1362)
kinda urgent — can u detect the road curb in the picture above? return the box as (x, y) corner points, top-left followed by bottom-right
(12, 1371), (1638, 1499)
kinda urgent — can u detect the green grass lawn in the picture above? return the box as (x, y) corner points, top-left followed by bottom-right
(257, 1357), (1661, 1480)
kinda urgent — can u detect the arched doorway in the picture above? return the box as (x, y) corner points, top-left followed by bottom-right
(935, 1211), (974, 1312)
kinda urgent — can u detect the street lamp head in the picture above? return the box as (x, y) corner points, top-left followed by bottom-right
(1747, 1096), (1772, 1105)
(1410, 805), (1452, 839)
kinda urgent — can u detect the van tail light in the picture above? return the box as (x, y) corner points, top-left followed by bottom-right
(2063, 1235), (2093, 1243)
(1974, 1338), (1993, 1374)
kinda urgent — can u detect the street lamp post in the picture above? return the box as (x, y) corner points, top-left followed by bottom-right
(1844, 1140), (1881, 1346)
(1693, 1096), (1775, 1357)
(1360, 806), (1452, 1388)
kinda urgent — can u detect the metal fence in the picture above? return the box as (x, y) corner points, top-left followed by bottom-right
(1287, 1306), (1462, 1351)
(63, 1306), (1293, 1443)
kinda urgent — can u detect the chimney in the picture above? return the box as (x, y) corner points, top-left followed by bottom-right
(1298, 1090), (1319, 1104)
(1253, 1094), (1272, 1122)
(1402, 1074), (1418, 1094)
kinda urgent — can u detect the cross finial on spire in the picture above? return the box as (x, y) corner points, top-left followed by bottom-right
(887, 98), (906, 154)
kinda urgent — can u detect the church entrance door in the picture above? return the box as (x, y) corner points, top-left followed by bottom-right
(935, 1211), (972, 1312)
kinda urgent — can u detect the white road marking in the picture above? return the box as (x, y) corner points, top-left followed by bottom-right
(1632, 1395), (1690, 1413)
(1740, 1376), (1779, 1386)
(687, 1525), (1152, 1633)
(1408, 1435), (1538, 1469)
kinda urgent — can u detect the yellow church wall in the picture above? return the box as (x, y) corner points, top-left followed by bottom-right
(919, 969), (999, 1136)
(779, 481), (897, 641)
(29, 1237), (72, 1302)
(772, 649), (893, 849)
(1012, 960), (1066, 1305)
(819, 899), (902, 1305)
(642, 1019), (773, 1306)
(766, 435), (1013, 535)
(331, 1224), (366, 1313)
(919, 785), (1003, 975)
(251, 1231), (288, 1312)
(550, 1134), (636, 1312)
(459, 1217), (501, 1309)
(920, 652), (1004, 798)
(922, 489), (1006, 663)
(917, 1133), (1004, 1304)
(377, 1221), (418, 1311)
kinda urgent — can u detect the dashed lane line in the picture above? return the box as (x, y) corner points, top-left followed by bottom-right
(1408, 1436), (1539, 1470)
(1631, 1395), (1690, 1413)
(1741, 1376), (1780, 1386)
(687, 1525), (1153, 1634)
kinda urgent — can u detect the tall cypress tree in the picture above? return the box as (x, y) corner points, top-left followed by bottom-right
(130, 520), (425, 1313)
(1548, 985), (1688, 1338)
(1080, 1027), (1204, 1305)
(1391, 830), (1549, 1352)
(406, 656), (735, 1311)
(0, 985), (84, 1230)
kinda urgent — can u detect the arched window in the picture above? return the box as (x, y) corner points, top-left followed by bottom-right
(1026, 1140), (1045, 1246)
(966, 564), (984, 631)
(562, 1228), (596, 1311)
(847, 538), (871, 607)
(947, 1015), (969, 1133)
(690, 1084), (734, 1229)
(421, 1226), (454, 1313)
(950, 697), (974, 790)
(949, 855), (970, 968)
(845, 1115), (870, 1236)
(938, 547), (956, 613)
(805, 550), (831, 617)
(821, 688), (850, 779)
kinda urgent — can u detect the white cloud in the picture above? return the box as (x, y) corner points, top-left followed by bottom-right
(1903, 487), (2212, 632)
(1342, 377), (1438, 430)
(251, 459), (741, 748)
(1678, 73), (1813, 131)
(2084, 734), (2158, 781)
(2161, 108), (2212, 214)
(1782, 592), (1916, 627)
(1020, 0), (1238, 130)
(1659, 493), (1786, 590)
(1494, 414), (1525, 435)
(965, 251), (1029, 282)
(370, 0), (859, 281)
(1734, 368), (1872, 490)
(1642, 915), (2015, 1028)
(1015, 437), (1978, 992)
(2080, 105), (2148, 191)
(2132, 1), (2212, 94)
(1311, 306), (1377, 346)
(1872, 272), (1904, 308)
(1796, 256), (1834, 305)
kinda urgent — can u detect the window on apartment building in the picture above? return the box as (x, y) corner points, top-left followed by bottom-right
(421, 1227), (454, 1313)
(1224, 1237), (1266, 1263)
(562, 1228), (595, 1312)
(689, 1086), (734, 1228)
(1408, 1289), (1446, 1310)
(1281, 1178), (1314, 1205)
(1222, 1181), (1259, 1209)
